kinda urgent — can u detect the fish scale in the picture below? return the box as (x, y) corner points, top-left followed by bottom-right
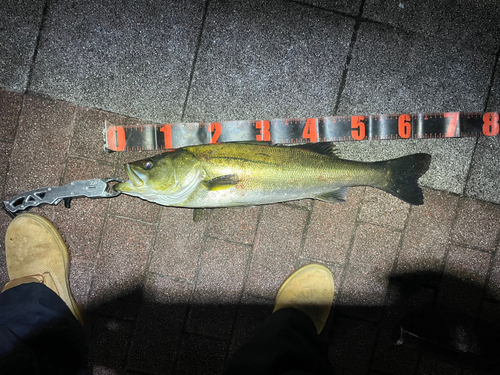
(114, 142), (431, 208)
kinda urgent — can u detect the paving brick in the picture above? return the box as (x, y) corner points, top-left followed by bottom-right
(184, 0), (354, 122)
(69, 107), (128, 162)
(451, 198), (500, 251)
(5, 95), (75, 196)
(337, 268), (390, 322)
(0, 89), (22, 142)
(91, 365), (135, 375)
(174, 334), (228, 375)
(227, 294), (273, 361)
(486, 250), (500, 302)
(30, 0), (205, 123)
(0, 142), (13, 186)
(90, 215), (155, 319)
(54, 157), (115, 260)
(461, 369), (495, 375)
(416, 351), (464, 375)
(363, 0), (500, 53)
(69, 257), (95, 309)
(488, 56), (500, 112)
(186, 238), (251, 339)
(396, 189), (459, 286)
(109, 194), (161, 224)
(359, 187), (410, 231)
(283, 198), (314, 210)
(206, 206), (260, 245)
(52, 155), (108, 306)
(300, 0), (362, 15)
(128, 273), (192, 375)
(62, 156), (115, 184)
(328, 316), (378, 375)
(480, 300), (500, 327)
(338, 22), (494, 115)
(88, 315), (134, 368)
(0, 0), (44, 91)
(349, 223), (401, 271)
(437, 245), (491, 316)
(465, 134), (500, 205)
(90, 365), (121, 375)
(302, 187), (363, 264)
(149, 207), (207, 281)
(371, 283), (435, 375)
(479, 300), (500, 362)
(338, 223), (401, 321)
(245, 204), (309, 299)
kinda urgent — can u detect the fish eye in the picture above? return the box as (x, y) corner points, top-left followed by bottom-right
(144, 161), (153, 170)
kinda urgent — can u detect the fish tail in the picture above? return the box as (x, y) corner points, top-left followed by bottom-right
(379, 153), (432, 205)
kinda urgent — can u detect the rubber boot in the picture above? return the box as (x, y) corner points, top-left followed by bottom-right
(273, 264), (334, 334)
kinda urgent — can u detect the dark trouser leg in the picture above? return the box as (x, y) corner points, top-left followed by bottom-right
(224, 307), (333, 375)
(0, 283), (87, 375)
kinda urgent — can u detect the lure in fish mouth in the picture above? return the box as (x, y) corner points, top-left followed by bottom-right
(114, 142), (432, 209)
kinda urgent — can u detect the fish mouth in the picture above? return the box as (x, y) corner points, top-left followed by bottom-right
(126, 164), (148, 187)
(113, 164), (148, 192)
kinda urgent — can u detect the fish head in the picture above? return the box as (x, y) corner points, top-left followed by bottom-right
(114, 152), (177, 195)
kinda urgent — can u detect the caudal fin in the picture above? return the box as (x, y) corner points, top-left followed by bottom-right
(380, 153), (432, 205)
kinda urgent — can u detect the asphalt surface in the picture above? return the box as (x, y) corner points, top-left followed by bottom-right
(1, 1), (499, 374)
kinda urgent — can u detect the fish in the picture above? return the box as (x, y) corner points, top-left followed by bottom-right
(114, 142), (431, 209)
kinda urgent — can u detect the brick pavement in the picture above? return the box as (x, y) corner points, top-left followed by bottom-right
(1, 89), (499, 374)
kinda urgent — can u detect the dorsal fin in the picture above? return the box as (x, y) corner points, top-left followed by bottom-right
(287, 142), (340, 158)
(225, 141), (273, 146)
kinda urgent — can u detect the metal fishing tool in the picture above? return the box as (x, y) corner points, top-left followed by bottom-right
(2, 178), (123, 218)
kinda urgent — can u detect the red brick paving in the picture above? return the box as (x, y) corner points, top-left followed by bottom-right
(0, 89), (22, 143)
(1, 91), (499, 374)
(4, 95), (75, 195)
(452, 198), (500, 251)
(303, 187), (363, 264)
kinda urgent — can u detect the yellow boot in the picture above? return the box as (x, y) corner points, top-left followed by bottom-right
(3, 213), (83, 323)
(273, 264), (334, 334)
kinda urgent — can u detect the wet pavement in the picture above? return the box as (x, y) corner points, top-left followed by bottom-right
(1, 1), (500, 374)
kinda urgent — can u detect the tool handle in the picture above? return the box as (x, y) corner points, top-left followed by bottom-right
(2, 178), (122, 217)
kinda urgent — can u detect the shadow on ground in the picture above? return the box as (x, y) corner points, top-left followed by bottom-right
(81, 270), (500, 375)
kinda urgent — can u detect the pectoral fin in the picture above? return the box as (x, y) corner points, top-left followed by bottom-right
(316, 187), (349, 203)
(203, 174), (240, 191)
(193, 208), (215, 222)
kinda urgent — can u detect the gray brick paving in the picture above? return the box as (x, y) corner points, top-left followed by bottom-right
(28, 0), (206, 123)
(184, 0), (354, 122)
(0, 1), (500, 374)
(362, 0), (500, 53)
(0, 0), (45, 91)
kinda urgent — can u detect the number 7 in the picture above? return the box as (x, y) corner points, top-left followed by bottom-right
(444, 112), (459, 137)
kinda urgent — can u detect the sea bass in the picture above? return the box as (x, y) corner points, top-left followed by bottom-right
(114, 142), (431, 207)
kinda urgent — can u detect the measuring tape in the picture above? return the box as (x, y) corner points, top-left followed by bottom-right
(104, 111), (499, 152)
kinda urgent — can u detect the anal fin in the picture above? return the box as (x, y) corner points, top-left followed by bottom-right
(316, 187), (349, 203)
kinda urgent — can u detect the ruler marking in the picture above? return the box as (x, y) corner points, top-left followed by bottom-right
(103, 111), (499, 151)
